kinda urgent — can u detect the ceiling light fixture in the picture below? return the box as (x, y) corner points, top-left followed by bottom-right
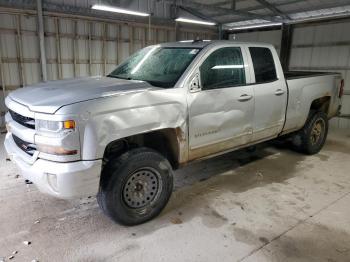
(175, 17), (216, 26)
(290, 11), (350, 24)
(229, 22), (282, 30)
(91, 4), (149, 17)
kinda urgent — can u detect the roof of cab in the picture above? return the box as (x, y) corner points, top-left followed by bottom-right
(157, 40), (273, 49)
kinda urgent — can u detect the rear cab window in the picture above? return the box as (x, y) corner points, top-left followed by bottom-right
(249, 47), (277, 84)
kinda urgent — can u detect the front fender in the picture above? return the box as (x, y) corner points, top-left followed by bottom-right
(57, 88), (188, 162)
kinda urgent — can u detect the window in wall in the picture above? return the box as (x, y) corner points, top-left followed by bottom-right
(200, 47), (246, 90)
(249, 47), (277, 83)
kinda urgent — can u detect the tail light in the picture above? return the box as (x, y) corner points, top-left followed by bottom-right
(339, 79), (344, 98)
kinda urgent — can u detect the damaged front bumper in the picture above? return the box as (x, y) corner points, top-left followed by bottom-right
(4, 133), (102, 199)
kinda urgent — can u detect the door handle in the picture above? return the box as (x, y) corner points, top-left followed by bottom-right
(238, 94), (253, 102)
(275, 89), (285, 96)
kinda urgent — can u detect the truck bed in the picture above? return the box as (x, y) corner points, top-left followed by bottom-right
(284, 71), (340, 80)
(282, 70), (342, 134)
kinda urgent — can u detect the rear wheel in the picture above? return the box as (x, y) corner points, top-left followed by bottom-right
(97, 147), (173, 226)
(292, 111), (328, 155)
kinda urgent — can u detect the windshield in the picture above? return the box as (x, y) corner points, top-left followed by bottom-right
(108, 46), (201, 88)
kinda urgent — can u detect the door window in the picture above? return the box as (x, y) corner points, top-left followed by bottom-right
(249, 47), (277, 83)
(200, 47), (246, 90)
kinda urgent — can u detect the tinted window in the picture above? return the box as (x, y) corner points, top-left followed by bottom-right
(249, 47), (277, 83)
(200, 47), (246, 90)
(109, 47), (200, 88)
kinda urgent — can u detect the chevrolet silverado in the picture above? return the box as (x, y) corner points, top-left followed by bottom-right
(4, 40), (343, 225)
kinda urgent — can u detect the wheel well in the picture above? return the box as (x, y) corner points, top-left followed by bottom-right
(102, 128), (180, 169)
(310, 96), (330, 115)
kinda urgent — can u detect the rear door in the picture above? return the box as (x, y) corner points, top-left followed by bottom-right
(188, 45), (254, 160)
(246, 46), (288, 141)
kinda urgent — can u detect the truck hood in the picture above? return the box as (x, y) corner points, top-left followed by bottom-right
(9, 76), (154, 114)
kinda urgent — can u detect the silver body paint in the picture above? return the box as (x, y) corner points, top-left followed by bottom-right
(3, 41), (342, 198)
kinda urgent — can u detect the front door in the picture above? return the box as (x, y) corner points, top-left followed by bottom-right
(188, 46), (254, 160)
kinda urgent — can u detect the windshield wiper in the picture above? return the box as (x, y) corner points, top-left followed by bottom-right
(107, 75), (168, 88)
(107, 74), (132, 80)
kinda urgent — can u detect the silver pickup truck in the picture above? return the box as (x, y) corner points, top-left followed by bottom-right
(4, 40), (343, 225)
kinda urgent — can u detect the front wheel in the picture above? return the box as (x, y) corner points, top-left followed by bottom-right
(97, 147), (173, 226)
(292, 111), (328, 155)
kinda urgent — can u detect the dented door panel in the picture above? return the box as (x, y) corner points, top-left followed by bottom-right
(188, 86), (254, 160)
(187, 44), (255, 160)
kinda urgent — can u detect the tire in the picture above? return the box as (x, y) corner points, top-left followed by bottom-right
(97, 147), (173, 226)
(292, 111), (328, 155)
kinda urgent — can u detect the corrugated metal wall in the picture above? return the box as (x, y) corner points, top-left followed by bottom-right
(290, 21), (350, 128)
(229, 29), (282, 55)
(230, 22), (350, 129)
(0, 8), (217, 126)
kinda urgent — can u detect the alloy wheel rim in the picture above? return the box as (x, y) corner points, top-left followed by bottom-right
(310, 118), (325, 146)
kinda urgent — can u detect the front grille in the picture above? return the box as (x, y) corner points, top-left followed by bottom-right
(12, 134), (36, 156)
(9, 109), (35, 129)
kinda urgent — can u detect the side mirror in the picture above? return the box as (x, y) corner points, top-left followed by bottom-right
(189, 73), (201, 93)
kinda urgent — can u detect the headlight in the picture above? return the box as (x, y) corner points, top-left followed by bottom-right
(36, 120), (76, 133)
(35, 119), (79, 156)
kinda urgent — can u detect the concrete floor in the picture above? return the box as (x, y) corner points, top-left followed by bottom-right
(0, 129), (350, 262)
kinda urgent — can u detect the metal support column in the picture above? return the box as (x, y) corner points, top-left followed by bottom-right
(88, 21), (92, 76)
(15, 15), (25, 87)
(0, 38), (6, 105)
(54, 18), (62, 79)
(37, 0), (47, 81)
(280, 23), (293, 71)
(148, 16), (152, 44)
(102, 23), (107, 75)
(73, 20), (77, 77)
(218, 24), (223, 40)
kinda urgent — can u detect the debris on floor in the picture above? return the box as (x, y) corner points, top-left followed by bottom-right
(170, 217), (183, 224)
(256, 171), (263, 180)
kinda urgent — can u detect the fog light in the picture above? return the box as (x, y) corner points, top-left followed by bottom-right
(36, 144), (77, 155)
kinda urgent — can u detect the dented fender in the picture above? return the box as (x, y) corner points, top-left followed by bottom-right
(56, 87), (189, 163)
